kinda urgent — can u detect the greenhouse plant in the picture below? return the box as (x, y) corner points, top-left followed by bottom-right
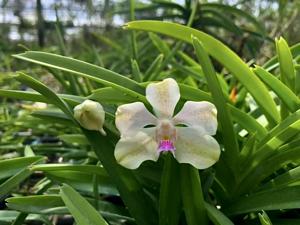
(0, 0), (300, 225)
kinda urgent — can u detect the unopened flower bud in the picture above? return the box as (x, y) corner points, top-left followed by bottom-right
(74, 100), (106, 135)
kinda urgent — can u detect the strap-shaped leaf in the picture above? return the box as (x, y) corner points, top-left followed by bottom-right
(276, 37), (296, 90)
(224, 186), (300, 215)
(205, 203), (234, 225)
(0, 157), (45, 200)
(6, 195), (132, 220)
(13, 51), (146, 102)
(0, 156), (44, 180)
(263, 43), (300, 71)
(253, 66), (300, 112)
(60, 184), (108, 225)
(192, 37), (239, 176)
(125, 20), (280, 126)
(14, 73), (74, 119)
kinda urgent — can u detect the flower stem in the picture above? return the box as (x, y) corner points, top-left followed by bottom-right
(180, 164), (209, 225)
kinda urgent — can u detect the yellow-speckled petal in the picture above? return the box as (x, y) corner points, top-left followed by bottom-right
(173, 101), (217, 135)
(146, 78), (180, 118)
(174, 128), (220, 169)
(115, 102), (157, 137)
(114, 129), (159, 169)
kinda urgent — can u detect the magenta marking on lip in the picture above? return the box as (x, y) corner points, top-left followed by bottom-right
(158, 140), (175, 153)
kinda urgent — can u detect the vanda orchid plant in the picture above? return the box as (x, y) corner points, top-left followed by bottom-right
(1, 20), (300, 225)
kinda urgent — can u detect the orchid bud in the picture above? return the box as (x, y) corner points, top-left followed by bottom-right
(74, 100), (106, 135)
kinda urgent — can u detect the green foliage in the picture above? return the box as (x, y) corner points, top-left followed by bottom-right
(0, 3), (300, 225)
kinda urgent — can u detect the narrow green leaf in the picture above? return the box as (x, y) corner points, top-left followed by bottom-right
(253, 66), (300, 112)
(149, 32), (171, 56)
(89, 87), (137, 104)
(259, 211), (273, 225)
(131, 59), (142, 82)
(6, 195), (132, 221)
(14, 72), (74, 119)
(237, 115), (300, 194)
(263, 43), (300, 70)
(159, 154), (181, 225)
(60, 184), (108, 225)
(13, 51), (146, 102)
(11, 212), (28, 225)
(144, 54), (164, 81)
(224, 186), (300, 215)
(205, 203), (234, 225)
(125, 20), (280, 126)
(181, 164), (208, 225)
(275, 37), (296, 91)
(0, 157), (45, 199)
(58, 134), (89, 145)
(0, 169), (31, 200)
(0, 156), (43, 180)
(192, 37), (239, 174)
(295, 64), (300, 96)
(261, 160), (300, 190)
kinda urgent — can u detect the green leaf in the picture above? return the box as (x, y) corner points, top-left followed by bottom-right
(13, 51), (146, 102)
(131, 59), (142, 82)
(263, 43), (300, 71)
(41, 169), (118, 196)
(149, 32), (171, 56)
(237, 111), (300, 194)
(275, 37), (296, 90)
(89, 87), (137, 104)
(31, 110), (74, 126)
(14, 72), (74, 119)
(6, 195), (132, 221)
(259, 211), (273, 225)
(0, 169), (31, 200)
(192, 37), (239, 174)
(125, 20), (280, 126)
(180, 164), (208, 225)
(0, 157), (45, 199)
(261, 160), (300, 190)
(253, 66), (300, 113)
(159, 154), (181, 225)
(224, 186), (300, 215)
(205, 203), (234, 225)
(60, 184), (108, 225)
(0, 89), (83, 106)
(58, 134), (89, 145)
(144, 54), (164, 81)
(0, 156), (44, 180)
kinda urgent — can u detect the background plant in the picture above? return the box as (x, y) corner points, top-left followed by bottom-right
(0, 0), (300, 225)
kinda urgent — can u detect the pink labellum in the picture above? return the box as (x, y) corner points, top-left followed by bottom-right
(158, 140), (176, 153)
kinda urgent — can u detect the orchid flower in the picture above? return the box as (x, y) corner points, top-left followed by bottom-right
(114, 78), (220, 169)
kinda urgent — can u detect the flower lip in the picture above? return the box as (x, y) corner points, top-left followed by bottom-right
(158, 139), (176, 153)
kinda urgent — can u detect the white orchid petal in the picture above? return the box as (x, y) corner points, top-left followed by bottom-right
(173, 101), (217, 135)
(146, 78), (180, 118)
(114, 129), (159, 169)
(115, 102), (157, 137)
(174, 128), (220, 169)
